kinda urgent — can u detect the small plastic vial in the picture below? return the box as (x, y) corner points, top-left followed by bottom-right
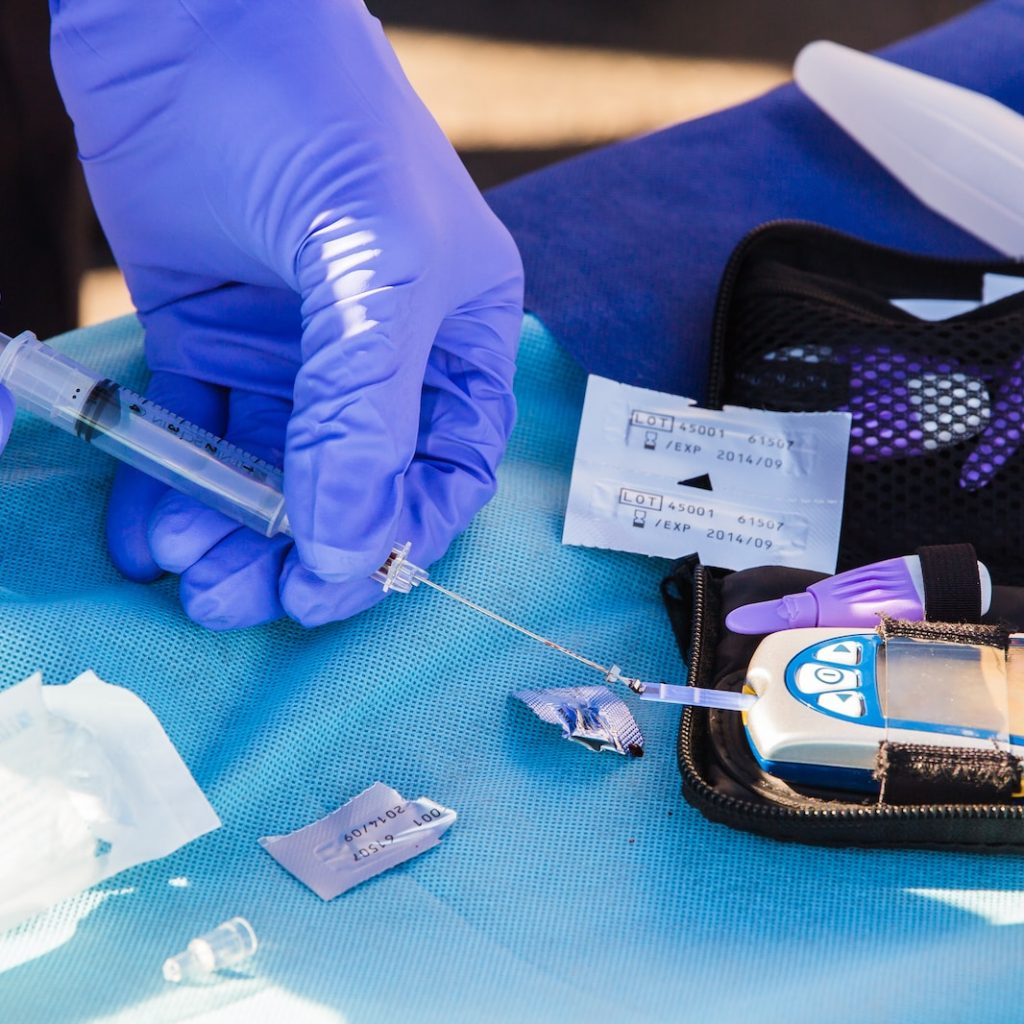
(162, 917), (258, 983)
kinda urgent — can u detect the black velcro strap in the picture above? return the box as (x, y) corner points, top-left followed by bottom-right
(876, 742), (1022, 805)
(877, 614), (1010, 651)
(916, 542), (982, 623)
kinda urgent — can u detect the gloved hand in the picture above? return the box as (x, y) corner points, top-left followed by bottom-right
(49, 0), (523, 629)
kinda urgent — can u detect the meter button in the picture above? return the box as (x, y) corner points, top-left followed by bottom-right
(817, 691), (866, 718)
(794, 663), (862, 694)
(815, 641), (862, 666)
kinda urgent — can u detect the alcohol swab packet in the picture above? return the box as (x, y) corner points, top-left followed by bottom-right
(514, 685), (645, 757)
(0, 671), (220, 934)
(258, 782), (457, 900)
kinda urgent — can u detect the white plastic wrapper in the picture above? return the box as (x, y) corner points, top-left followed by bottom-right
(259, 782), (457, 900)
(564, 375), (851, 573)
(0, 671), (220, 934)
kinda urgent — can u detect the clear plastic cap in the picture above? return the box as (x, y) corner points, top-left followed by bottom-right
(371, 542), (429, 594)
(162, 916), (258, 983)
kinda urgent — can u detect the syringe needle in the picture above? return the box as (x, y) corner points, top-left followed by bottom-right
(421, 578), (755, 709)
(373, 543), (757, 711)
(372, 541), (638, 686)
(418, 576), (620, 680)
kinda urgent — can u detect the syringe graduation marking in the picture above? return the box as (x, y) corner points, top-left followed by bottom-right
(77, 379), (122, 443)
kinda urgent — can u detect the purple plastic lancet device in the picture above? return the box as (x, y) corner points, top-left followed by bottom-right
(725, 554), (992, 635)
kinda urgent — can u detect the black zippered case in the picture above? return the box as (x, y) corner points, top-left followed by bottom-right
(670, 222), (1024, 848)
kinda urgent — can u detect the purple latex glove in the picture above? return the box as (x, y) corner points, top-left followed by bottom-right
(49, 0), (523, 629)
(0, 385), (13, 452)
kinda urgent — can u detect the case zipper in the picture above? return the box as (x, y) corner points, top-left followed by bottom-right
(686, 220), (1024, 839)
(741, 271), (923, 322)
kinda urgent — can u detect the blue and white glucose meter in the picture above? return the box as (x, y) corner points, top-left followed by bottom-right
(742, 628), (1024, 792)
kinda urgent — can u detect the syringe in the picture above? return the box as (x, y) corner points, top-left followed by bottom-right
(376, 542), (754, 710)
(0, 330), (752, 711)
(0, 331), (290, 537)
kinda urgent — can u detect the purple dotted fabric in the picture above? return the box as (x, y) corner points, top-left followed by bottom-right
(959, 351), (1024, 490)
(762, 344), (993, 467)
(720, 233), (1024, 579)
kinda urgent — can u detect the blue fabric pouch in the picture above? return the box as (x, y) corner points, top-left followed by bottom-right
(488, 0), (1024, 401)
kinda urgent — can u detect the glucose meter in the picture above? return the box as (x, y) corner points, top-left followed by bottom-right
(742, 628), (1024, 792)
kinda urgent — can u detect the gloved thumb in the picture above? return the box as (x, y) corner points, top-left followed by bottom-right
(0, 385), (15, 453)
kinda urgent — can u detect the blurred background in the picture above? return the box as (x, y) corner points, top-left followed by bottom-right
(0, 0), (977, 337)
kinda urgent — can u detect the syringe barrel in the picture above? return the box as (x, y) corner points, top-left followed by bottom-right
(0, 332), (290, 538)
(0, 331), (101, 428)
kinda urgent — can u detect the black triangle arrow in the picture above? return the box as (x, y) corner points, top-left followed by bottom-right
(678, 473), (713, 491)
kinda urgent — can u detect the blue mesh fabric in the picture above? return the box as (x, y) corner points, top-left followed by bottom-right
(1, 315), (1024, 1023)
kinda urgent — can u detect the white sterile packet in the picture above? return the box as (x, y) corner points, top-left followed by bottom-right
(0, 671), (220, 934)
(564, 375), (850, 573)
(259, 782), (457, 900)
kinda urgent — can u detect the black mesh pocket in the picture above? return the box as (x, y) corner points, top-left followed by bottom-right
(712, 223), (1024, 582)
